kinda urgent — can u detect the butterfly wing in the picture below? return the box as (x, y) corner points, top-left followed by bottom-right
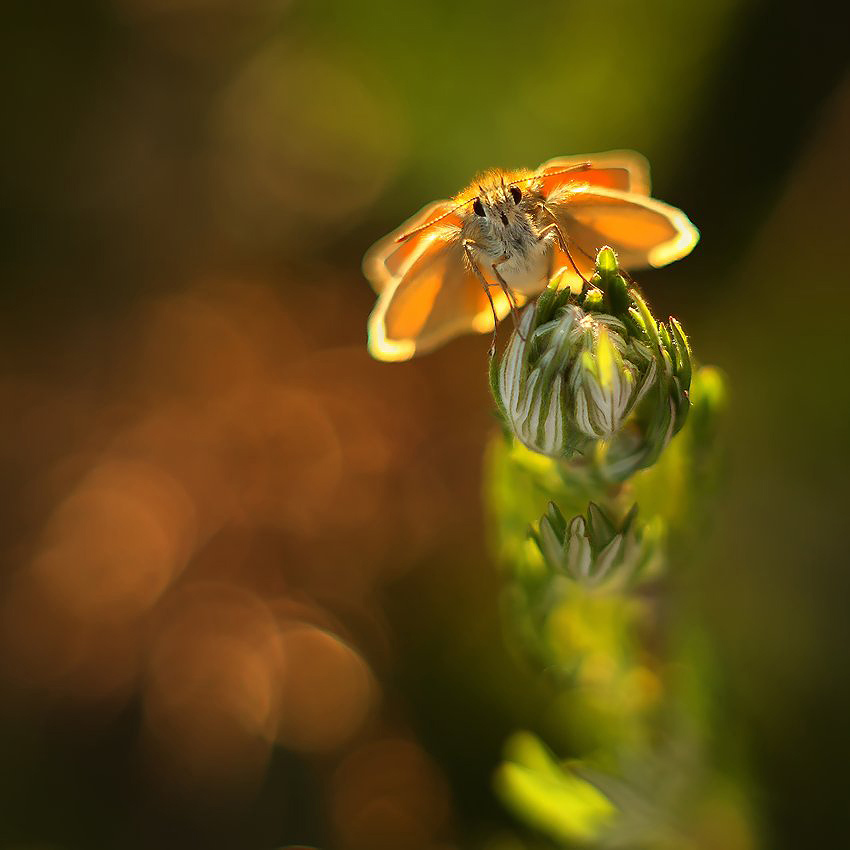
(362, 199), (465, 294)
(367, 230), (516, 361)
(537, 150), (652, 198)
(544, 185), (699, 272)
(365, 152), (694, 359)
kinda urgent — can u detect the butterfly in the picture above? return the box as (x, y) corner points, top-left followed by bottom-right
(363, 151), (699, 361)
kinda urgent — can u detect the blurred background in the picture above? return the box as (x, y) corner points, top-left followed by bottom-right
(0, 1), (848, 848)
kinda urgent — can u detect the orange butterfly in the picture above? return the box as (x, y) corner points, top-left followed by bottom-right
(363, 151), (699, 361)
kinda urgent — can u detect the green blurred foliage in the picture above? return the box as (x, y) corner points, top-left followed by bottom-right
(496, 732), (616, 846)
(485, 353), (748, 846)
(293, 0), (750, 192)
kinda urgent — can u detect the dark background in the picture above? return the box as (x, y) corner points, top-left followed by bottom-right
(0, 1), (848, 848)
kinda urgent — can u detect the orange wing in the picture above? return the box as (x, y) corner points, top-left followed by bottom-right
(367, 232), (515, 361)
(537, 150), (652, 198)
(545, 185), (699, 272)
(362, 199), (466, 294)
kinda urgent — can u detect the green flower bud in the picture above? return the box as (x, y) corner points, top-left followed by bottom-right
(490, 247), (694, 479)
(531, 501), (664, 590)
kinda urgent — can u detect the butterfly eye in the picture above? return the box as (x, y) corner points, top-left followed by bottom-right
(472, 198), (486, 217)
(509, 186), (522, 205)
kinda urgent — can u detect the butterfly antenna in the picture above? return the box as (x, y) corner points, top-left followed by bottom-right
(505, 161), (593, 188)
(395, 198), (475, 243)
(397, 163), (596, 242)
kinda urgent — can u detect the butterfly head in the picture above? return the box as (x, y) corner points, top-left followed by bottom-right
(460, 170), (541, 255)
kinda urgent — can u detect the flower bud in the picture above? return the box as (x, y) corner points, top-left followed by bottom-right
(490, 247), (693, 478)
(531, 501), (664, 590)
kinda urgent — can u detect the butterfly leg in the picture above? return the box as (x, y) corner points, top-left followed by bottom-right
(538, 222), (591, 288)
(538, 205), (592, 288)
(491, 255), (524, 333)
(491, 257), (528, 344)
(463, 240), (501, 357)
